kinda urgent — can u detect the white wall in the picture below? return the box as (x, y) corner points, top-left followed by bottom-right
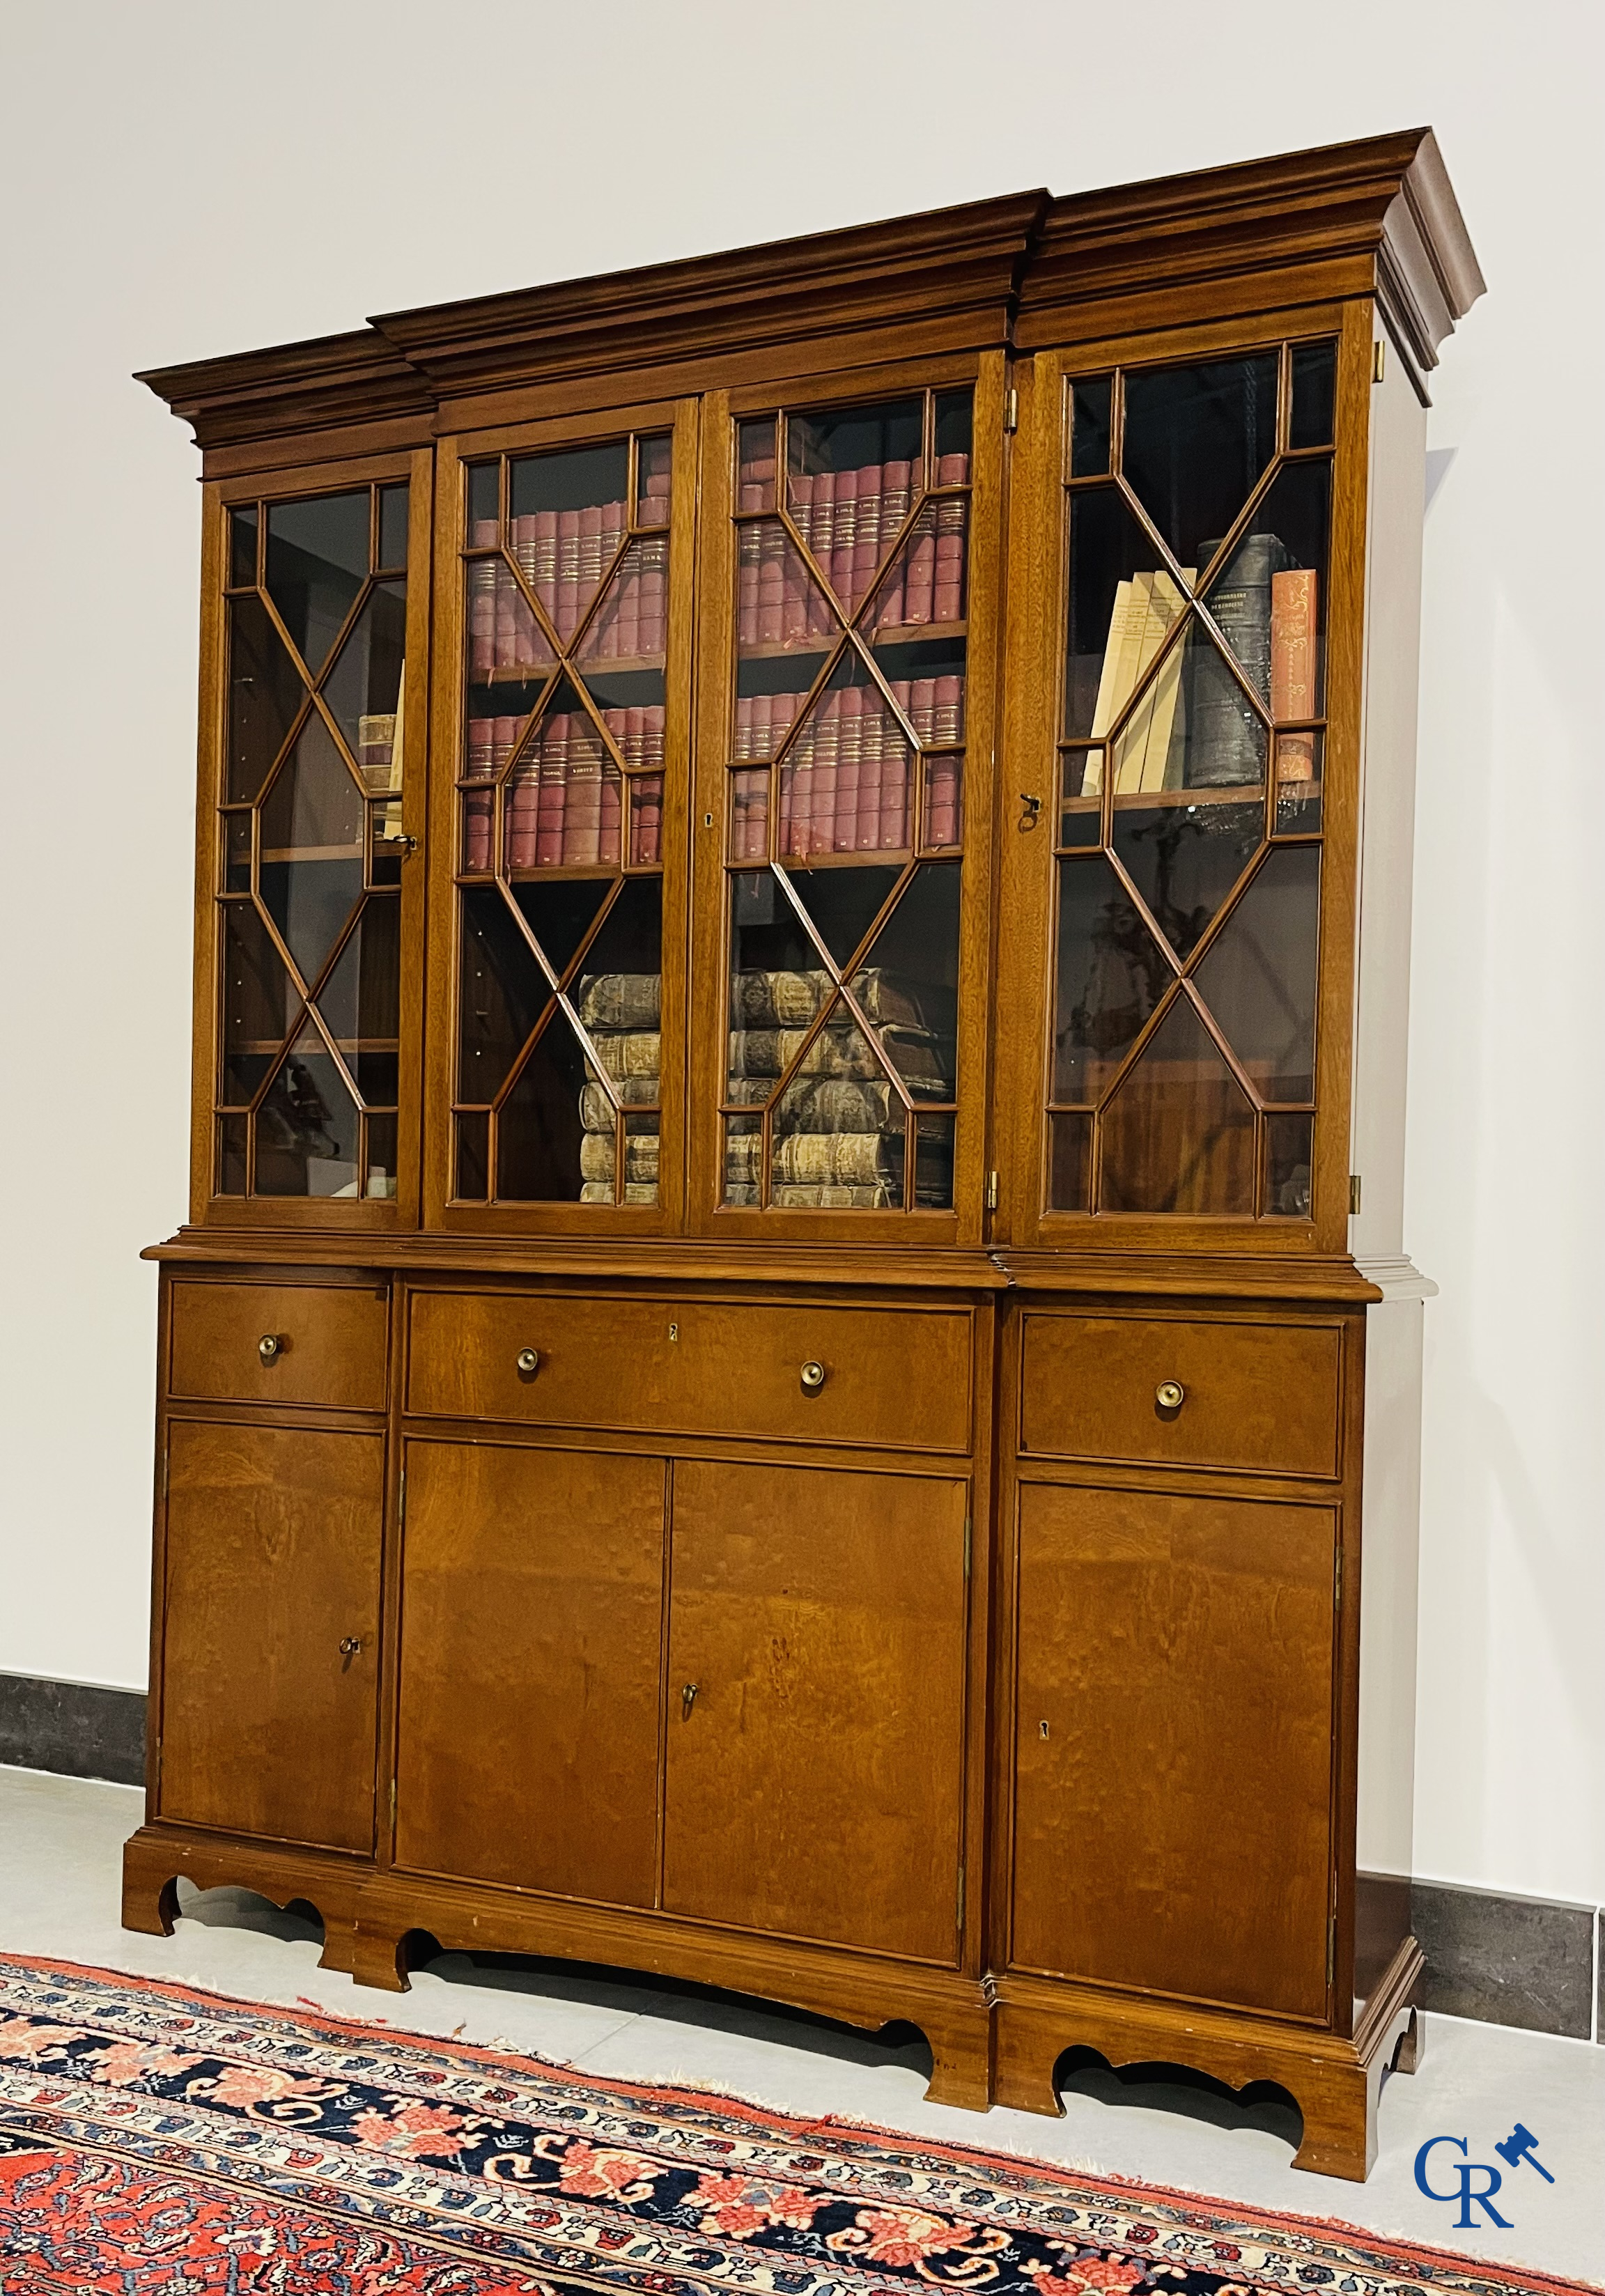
(1, 0), (1599, 1905)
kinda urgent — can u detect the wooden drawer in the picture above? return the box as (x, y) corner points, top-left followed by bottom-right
(407, 1289), (972, 1454)
(1019, 1312), (1342, 1478)
(169, 1280), (389, 1412)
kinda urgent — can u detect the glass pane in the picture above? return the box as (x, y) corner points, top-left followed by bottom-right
(378, 484), (409, 570)
(223, 809), (252, 891)
(1063, 487), (1180, 740)
(636, 433), (673, 527)
(922, 752), (963, 852)
(737, 419), (777, 513)
(324, 579), (407, 784)
(365, 1112), (398, 1198)
(847, 862), (959, 1099)
(510, 876), (612, 981)
(1202, 463), (1329, 717)
(1093, 576), (1191, 796)
(1276, 729), (1324, 832)
(1193, 845), (1321, 1101)
(217, 1113), (248, 1195)
(1048, 1111), (1091, 1211)
(728, 870), (832, 1101)
(864, 501), (936, 635)
(772, 1000), (904, 1206)
(497, 1011), (590, 1200)
(459, 886), (550, 1102)
(255, 1022), (362, 1197)
(572, 876), (662, 1030)
(1133, 623), (1268, 791)
(1052, 854), (1170, 1101)
(228, 505), (257, 588)
(265, 492), (370, 673)
(734, 675), (807, 763)
(227, 595), (306, 802)
(314, 894), (400, 1101)
(509, 442), (631, 644)
(1060, 752), (1102, 844)
(738, 518), (836, 650)
(456, 1110), (490, 1200)
(1069, 378), (1112, 478)
(913, 1111), (955, 1209)
(219, 902), (295, 1104)
(461, 785), (493, 873)
(730, 768), (768, 862)
(1290, 343), (1338, 449)
(467, 551), (556, 686)
(577, 536), (669, 665)
(466, 463), (499, 531)
(789, 398), (922, 513)
(1099, 994), (1255, 1215)
(1120, 355), (1278, 568)
(258, 716), (365, 985)
(1112, 793), (1264, 961)
(933, 389), (972, 467)
(1266, 1112), (1315, 1218)
(506, 690), (621, 869)
(782, 862), (901, 970)
(723, 1111), (761, 1203)
(781, 660), (915, 858)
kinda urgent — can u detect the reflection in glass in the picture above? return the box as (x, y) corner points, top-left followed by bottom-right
(1069, 377), (1112, 478)
(1276, 729), (1324, 832)
(1121, 355), (1278, 567)
(1053, 855), (1170, 1101)
(1112, 795), (1262, 960)
(913, 1111), (955, 1209)
(1193, 846), (1320, 1101)
(933, 389), (973, 465)
(848, 863), (959, 1099)
(325, 580), (408, 784)
(1098, 994), (1255, 1215)
(782, 862), (901, 970)
(456, 1110), (490, 1200)
(366, 1112), (398, 1198)
(737, 420), (777, 515)
(317, 896), (401, 1096)
(218, 1114), (248, 1195)
(458, 887), (550, 1102)
(497, 1014), (589, 1200)
(636, 434), (672, 527)
(255, 1022), (362, 1197)
(1290, 342), (1338, 449)
(1060, 751), (1102, 844)
(1266, 1111), (1315, 1218)
(228, 596), (305, 802)
(259, 716), (365, 984)
(265, 492), (369, 673)
(1153, 624), (1269, 790)
(467, 462), (499, 532)
(224, 809), (252, 891)
(723, 1112), (762, 1204)
(220, 903), (295, 1104)
(229, 506), (257, 589)
(378, 483), (410, 570)
(1048, 1111), (1091, 1211)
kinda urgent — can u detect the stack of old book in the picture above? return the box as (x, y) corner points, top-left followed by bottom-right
(575, 970), (660, 1204)
(724, 966), (953, 1207)
(736, 440), (969, 643)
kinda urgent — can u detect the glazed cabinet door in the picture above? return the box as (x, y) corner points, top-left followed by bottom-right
(664, 1459), (968, 1960)
(1010, 1479), (1336, 2018)
(394, 1441), (665, 1906)
(209, 458), (431, 1223)
(158, 1421), (385, 1849)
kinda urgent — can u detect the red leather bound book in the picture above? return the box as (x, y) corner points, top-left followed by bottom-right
(557, 511), (582, 641)
(933, 492), (968, 622)
(511, 514), (537, 596)
(935, 673), (963, 745)
(639, 537), (667, 657)
(926, 753), (960, 848)
(851, 464), (882, 615)
(465, 708), (495, 869)
(578, 504), (604, 628)
(600, 495), (627, 585)
(598, 757), (622, 867)
(467, 520), (498, 675)
(829, 470), (858, 606)
(810, 688), (840, 858)
(1271, 568), (1319, 777)
(537, 715), (569, 866)
(757, 525), (785, 644)
(750, 691), (773, 765)
(791, 471), (815, 552)
(880, 740), (909, 851)
(736, 521), (761, 645)
(856, 695), (883, 850)
(835, 686), (863, 851)
(808, 472), (837, 633)
(509, 729), (540, 870)
(910, 676), (937, 747)
(631, 773), (661, 866)
(904, 511), (936, 625)
(534, 510), (559, 623)
(734, 692), (753, 763)
(561, 719), (603, 867)
(779, 753), (796, 858)
(781, 525), (808, 644)
(878, 461), (912, 626)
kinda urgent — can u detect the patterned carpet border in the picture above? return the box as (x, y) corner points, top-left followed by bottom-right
(0, 1953), (1591, 2296)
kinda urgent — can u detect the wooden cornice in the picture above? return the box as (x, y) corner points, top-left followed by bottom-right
(136, 131), (1482, 450)
(1016, 128), (1485, 390)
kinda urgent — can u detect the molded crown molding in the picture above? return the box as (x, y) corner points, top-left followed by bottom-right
(136, 134), (1483, 451)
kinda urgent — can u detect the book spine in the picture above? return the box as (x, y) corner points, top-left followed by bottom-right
(878, 460), (911, 626)
(811, 688), (839, 856)
(851, 463), (882, 616)
(557, 509), (582, 642)
(467, 520), (498, 674)
(1271, 567), (1318, 777)
(808, 472), (836, 633)
(534, 510), (559, 625)
(577, 504), (603, 640)
(933, 481), (968, 623)
(835, 685), (862, 852)
(509, 713), (538, 869)
(856, 695), (883, 850)
(904, 509), (935, 625)
(1196, 534), (1285, 782)
(934, 672), (962, 745)
(881, 736), (909, 850)
(830, 469), (858, 605)
(927, 754), (960, 848)
(757, 522), (784, 644)
(563, 720), (602, 867)
(600, 755), (623, 867)
(640, 536), (667, 658)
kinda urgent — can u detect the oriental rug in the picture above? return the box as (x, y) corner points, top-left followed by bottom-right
(0, 1955), (1584, 2296)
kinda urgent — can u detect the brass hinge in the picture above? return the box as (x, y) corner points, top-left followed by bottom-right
(398, 1469), (407, 1525)
(984, 1170), (1000, 1211)
(1003, 387), (1018, 434)
(1372, 339), (1387, 383)
(956, 1863), (966, 1933)
(1348, 1174), (1363, 1216)
(963, 1517), (972, 1578)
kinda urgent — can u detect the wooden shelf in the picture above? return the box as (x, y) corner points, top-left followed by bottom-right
(737, 619), (966, 662)
(474, 655), (666, 682)
(1061, 780), (1324, 814)
(259, 844), (366, 864)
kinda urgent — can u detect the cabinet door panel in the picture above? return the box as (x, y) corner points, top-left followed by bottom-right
(160, 1421), (384, 1850)
(665, 1459), (967, 1961)
(396, 1442), (665, 1906)
(1012, 1482), (1334, 2018)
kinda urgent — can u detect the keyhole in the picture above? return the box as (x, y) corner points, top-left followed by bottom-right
(1039, 1719), (1050, 1739)
(669, 1324), (679, 1342)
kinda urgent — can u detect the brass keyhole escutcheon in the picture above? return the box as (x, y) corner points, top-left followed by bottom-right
(800, 1360), (826, 1393)
(681, 1682), (699, 1719)
(258, 1333), (281, 1363)
(1156, 1380), (1185, 1412)
(515, 1347), (540, 1377)
(668, 1324), (679, 1342)
(1018, 791), (1043, 831)
(339, 1636), (362, 1661)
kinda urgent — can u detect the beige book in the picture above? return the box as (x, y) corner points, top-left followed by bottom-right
(580, 1179), (656, 1204)
(575, 972), (661, 1029)
(579, 1131), (660, 1184)
(772, 1131), (890, 1185)
(586, 1031), (660, 1080)
(1133, 570), (1195, 793)
(1084, 577), (1147, 792)
(773, 1182), (893, 1207)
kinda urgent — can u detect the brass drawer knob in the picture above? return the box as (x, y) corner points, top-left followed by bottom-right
(515, 1347), (540, 1376)
(800, 1360), (826, 1393)
(1156, 1380), (1185, 1411)
(258, 1333), (281, 1363)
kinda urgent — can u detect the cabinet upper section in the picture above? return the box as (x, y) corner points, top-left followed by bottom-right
(147, 132), (1480, 1267)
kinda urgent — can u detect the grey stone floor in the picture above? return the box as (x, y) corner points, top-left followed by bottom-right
(1, 1767), (1599, 2284)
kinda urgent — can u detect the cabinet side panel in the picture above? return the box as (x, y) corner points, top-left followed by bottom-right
(1349, 326), (1427, 1258)
(1355, 1294), (1422, 2003)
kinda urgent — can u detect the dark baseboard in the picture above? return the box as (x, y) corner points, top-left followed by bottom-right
(0, 1683), (1597, 2042)
(0, 1672), (146, 1788)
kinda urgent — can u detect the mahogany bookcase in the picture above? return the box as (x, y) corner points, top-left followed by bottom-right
(123, 130), (1483, 2181)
